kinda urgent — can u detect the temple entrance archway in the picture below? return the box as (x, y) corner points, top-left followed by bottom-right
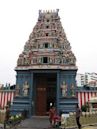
(34, 73), (57, 116)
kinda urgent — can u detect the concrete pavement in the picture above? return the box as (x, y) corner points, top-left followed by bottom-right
(1, 116), (97, 129)
(17, 116), (97, 129)
(18, 116), (50, 129)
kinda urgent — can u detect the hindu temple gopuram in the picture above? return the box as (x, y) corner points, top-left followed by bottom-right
(11, 9), (78, 116)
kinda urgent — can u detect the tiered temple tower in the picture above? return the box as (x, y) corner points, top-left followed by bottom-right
(11, 9), (78, 116)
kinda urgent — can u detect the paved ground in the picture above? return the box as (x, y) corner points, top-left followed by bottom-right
(18, 116), (50, 129)
(1, 116), (97, 129)
(17, 116), (97, 129)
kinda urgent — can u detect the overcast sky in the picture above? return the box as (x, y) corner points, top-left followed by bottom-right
(0, 0), (97, 85)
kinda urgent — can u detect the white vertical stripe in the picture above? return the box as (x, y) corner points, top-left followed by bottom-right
(0, 91), (15, 109)
(85, 92), (88, 103)
(78, 92), (81, 108)
(82, 92), (84, 106)
(89, 92), (92, 101)
(93, 92), (95, 97)
(11, 92), (14, 103)
(8, 92), (11, 101)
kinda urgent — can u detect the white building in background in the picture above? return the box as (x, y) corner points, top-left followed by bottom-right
(76, 72), (97, 87)
(85, 73), (97, 87)
(76, 73), (85, 87)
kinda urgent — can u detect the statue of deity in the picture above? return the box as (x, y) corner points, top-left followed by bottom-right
(23, 81), (29, 96)
(70, 83), (75, 97)
(61, 81), (67, 97)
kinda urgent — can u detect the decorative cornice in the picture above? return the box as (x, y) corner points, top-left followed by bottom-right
(15, 65), (78, 71)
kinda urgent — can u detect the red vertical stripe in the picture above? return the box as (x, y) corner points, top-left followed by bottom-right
(1, 92), (4, 108)
(84, 92), (86, 105)
(6, 92), (9, 105)
(87, 92), (89, 102)
(80, 92), (82, 107)
(4, 92), (8, 107)
(91, 92), (93, 97)
(95, 92), (96, 97)
(0, 91), (15, 109)
(3, 92), (6, 109)
(3, 92), (5, 109)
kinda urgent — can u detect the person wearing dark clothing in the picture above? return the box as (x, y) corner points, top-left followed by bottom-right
(4, 105), (10, 129)
(76, 104), (82, 129)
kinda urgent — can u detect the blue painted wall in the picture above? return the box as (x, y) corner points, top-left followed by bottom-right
(12, 69), (77, 116)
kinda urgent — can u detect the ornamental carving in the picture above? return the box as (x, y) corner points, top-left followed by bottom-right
(22, 81), (29, 96)
(16, 9), (77, 69)
(61, 81), (67, 97)
(70, 83), (75, 97)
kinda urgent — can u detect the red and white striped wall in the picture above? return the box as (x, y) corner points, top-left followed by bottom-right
(77, 91), (97, 108)
(0, 90), (15, 109)
(0, 90), (97, 109)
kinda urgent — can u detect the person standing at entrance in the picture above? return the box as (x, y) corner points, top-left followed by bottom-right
(76, 104), (82, 129)
(49, 106), (56, 127)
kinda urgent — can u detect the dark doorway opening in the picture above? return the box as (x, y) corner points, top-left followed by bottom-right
(43, 57), (48, 63)
(34, 73), (57, 116)
(46, 76), (56, 112)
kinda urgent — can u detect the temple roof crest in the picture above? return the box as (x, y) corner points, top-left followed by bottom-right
(16, 10), (77, 70)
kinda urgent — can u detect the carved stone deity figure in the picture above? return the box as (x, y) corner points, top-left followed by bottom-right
(70, 83), (75, 97)
(24, 57), (30, 65)
(61, 81), (67, 97)
(23, 81), (29, 96)
(17, 58), (22, 66)
(15, 85), (20, 96)
(49, 57), (53, 63)
(69, 52), (76, 65)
